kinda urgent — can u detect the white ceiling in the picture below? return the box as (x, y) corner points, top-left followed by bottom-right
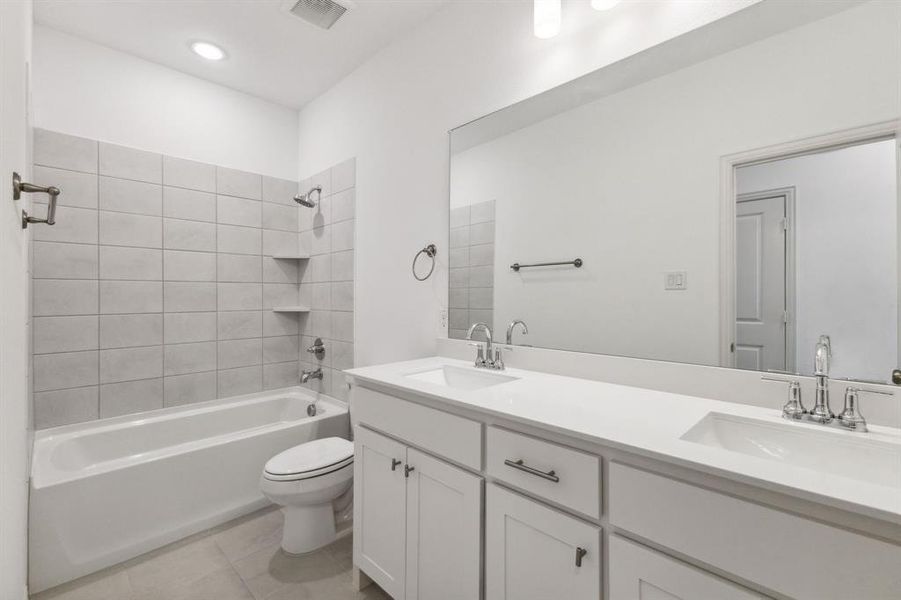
(34, 0), (449, 109)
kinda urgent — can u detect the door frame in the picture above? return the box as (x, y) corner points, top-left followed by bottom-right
(735, 187), (797, 373)
(718, 119), (901, 368)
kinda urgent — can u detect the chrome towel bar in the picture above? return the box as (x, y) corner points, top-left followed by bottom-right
(510, 258), (582, 272)
(13, 172), (60, 229)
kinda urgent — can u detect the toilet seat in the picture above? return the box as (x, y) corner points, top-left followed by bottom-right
(263, 437), (353, 482)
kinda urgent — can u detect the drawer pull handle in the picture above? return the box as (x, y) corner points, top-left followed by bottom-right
(504, 458), (559, 482)
(575, 547), (587, 567)
(391, 459), (402, 471)
(405, 464), (415, 478)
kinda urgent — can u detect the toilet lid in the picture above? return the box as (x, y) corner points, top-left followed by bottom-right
(264, 437), (353, 478)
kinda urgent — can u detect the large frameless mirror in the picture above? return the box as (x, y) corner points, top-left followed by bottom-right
(447, 0), (900, 382)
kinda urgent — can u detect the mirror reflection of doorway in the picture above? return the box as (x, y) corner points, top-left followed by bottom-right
(734, 189), (794, 372)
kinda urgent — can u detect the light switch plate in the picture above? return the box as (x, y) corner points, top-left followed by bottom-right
(665, 271), (688, 290)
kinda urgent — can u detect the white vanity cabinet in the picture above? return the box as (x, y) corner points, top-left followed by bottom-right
(353, 425), (482, 600)
(486, 484), (602, 600)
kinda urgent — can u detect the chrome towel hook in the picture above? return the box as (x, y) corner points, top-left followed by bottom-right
(412, 243), (438, 281)
(13, 172), (60, 229)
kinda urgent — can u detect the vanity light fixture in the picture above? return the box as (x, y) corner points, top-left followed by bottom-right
(190, 41), (226, 61)
(590, 0), (621, 10)
(534, 0), (562, 39)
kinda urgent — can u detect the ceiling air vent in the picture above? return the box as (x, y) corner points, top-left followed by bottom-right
(289, 0), (350, 30)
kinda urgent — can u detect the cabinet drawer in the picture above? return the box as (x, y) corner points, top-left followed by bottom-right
(351, 385), (482, 470)
(487, 426), (600, 518)
(609, 463), (901, 600)
(609, 535), (763, 599)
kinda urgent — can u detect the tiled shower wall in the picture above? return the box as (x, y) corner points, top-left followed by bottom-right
(297, 163), (355, 402)
(448, 200), (495, 340)
(30, 129), (355, 429)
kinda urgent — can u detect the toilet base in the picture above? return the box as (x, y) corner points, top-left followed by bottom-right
(281, 503), (337, 554)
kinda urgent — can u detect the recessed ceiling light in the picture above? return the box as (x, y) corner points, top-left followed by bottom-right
(190, 41), (226, 61)
(591, 0), (621, 10)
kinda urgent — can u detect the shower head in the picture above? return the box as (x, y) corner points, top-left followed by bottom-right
(294, 185), (322, 208)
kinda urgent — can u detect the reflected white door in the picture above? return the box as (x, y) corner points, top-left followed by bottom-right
(735, 194), (788, 371)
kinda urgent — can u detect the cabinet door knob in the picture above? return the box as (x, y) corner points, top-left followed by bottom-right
(575, 547), (588, 567)
(391, 459), (402, 471)
(404, 464), (415, 478)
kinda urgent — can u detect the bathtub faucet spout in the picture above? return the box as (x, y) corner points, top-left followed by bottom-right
(301, 368), (323, 384)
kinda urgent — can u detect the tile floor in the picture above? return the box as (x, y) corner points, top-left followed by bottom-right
(32, 507), (389, 600)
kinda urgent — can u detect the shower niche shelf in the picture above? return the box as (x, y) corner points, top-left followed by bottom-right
(271, 253), (310, 260)
(271, 306), (311, 313)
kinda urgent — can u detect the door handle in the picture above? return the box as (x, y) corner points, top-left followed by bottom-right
(391, 459), (402, 471)
(13, 172), (60, 229)
(575, 547), (588, 567)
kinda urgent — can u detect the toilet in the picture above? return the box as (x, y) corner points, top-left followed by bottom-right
(260, 437), (354, 554)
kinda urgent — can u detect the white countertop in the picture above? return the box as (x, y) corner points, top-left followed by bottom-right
(347, 356), (901, 524)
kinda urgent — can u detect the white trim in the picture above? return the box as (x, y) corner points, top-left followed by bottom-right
(736, 187), (797, 372)
(719, 120), (900, 368)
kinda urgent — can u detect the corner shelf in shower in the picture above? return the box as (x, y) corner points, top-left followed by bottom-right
(271, 305), (311, 313)
(271, 253), (310, 260)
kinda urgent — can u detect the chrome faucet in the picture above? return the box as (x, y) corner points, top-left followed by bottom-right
(467, 323), (504, 370)
(810, 335), (833, 423)
(301, 368), (323, 383)
(506, 320), (529, 346)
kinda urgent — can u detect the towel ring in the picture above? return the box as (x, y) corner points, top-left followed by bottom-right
(412, 244), (438, 281)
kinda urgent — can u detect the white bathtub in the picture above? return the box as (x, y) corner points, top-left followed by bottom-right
(28, 387), (349, 593)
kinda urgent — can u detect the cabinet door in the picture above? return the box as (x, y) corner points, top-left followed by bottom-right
(405, 448), (482, 600)
(609, 535), (764, 600)
(354, 427), (408, 600)
(486, 484), (601, 600)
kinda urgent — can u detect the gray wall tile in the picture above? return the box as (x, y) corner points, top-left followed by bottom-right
(99, 246), (162, 280)
(218, 283), (263, 311)
(100, 281), (162, 314)
(218, 311), (263, 340)
(263, 257), (299, 283)
(163, 156), (216, 192)
(100, 378), (163, 418)
(34, 386), (99, 429)
(331, 220), (354, 252)
(263, 335), (299, 364)
(331, 188), (355, 223)
(470, 200), (495, 224)
(164, 341), (216, 376)
(263, 312), (300, 337)
(218, 224), (261, 255)
(33, 351), (98, 392)
(33, 242), (98, 279)
(163, 219), (216, 252)
(265, 283), (299, 309)
(33, 206), (97, 244)
(164, 371), (217, 407)
(470, 221), (496, 245)
(100, 314), (163, 349)
(218, 366), (262, 397)
(262, 202), (298, 232)
(99, 142), (162, 183)
(217, 195), (261, 228)
(34, 166), (97, 209)
(164, 250), (216, 282)
(262, 177), (298, 205)
(331, 250), (353, 282)
(218, 254), (262, 282)
(34, 129), (97, 173)
(331, 159), (355, 194)
(450, 226), (470, 249)
(263, 229), (297, 256)
(331, 312), (353, 343)
(469, 243), (494, 267)
(99, 211), (162, 248)
(217, 167), (261, 200)
(100, 346), (162, 383)
(164, 282), (217, 312)
(163, 187), (216, 222)
(164, 312), (217, 344)
(309, 168), (332, 198)
(34, 280), (98, 316)
(450, 206), (470, 229)
(263, 362), (298, 390)
(331, 282), (353, 311)
(34, 316), (98, 354)
(218, 338), (263, 370)
(100, 177), (162, 216)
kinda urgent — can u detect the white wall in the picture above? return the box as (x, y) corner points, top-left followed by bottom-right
(296, 0), (761, 367)
(0, 1), (33, 597)
(737, 140), (898, 380)
(32, 26), (299, 179)
(449, 2), (900, 367)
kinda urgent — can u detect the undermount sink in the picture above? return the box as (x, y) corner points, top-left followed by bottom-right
(681, 412), (901, 488)
(405, 365), (518, 391)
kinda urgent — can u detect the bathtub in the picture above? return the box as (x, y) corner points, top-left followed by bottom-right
(28, 387), (349, 593)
